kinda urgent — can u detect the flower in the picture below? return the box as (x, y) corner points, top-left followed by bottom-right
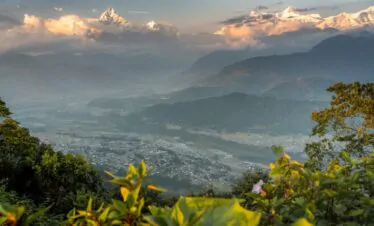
(252, 180), (264, 194)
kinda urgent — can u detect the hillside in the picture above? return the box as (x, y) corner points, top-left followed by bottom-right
(131, 93), (327, 135)
(262, 77), (336, 101)
(204, 33), (374, 88)
(188, 28), (338, 77)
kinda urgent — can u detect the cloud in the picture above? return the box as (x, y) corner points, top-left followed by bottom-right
(53, 7), (63, 12)
(292, 6), (338, 13)
(0, 12), (230, 55)
(0, 14), (20, 29)
(0, 13), (98, 53)
(127, 10), (150, 15)
(215, 5), (349, 47)
(256, 5), (268, 10)
(220, 15), (247, 25)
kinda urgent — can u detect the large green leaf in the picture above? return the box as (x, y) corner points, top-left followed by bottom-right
(145, 197), (261, 226)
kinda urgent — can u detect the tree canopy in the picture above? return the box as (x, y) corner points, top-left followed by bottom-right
(306, 82), (374, 169)
(0, 98), (105, 213)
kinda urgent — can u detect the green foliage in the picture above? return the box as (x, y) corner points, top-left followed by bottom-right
(66, 160), (166, 225)
(306, 82), (374, 169)
(66, 161), (265, 226)
(247, 151), (374, 225)
(0, 82), (373, 225)
(0, 186), (62, 225)
(231, 168), (268, 198)
(0, 98), (104, 214)
(0, 98), (11, 118)
(145, 197), (261, 226)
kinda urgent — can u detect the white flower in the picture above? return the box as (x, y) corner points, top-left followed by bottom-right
(252, 180), (264, 194)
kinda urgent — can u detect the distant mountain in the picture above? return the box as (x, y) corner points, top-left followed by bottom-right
(216, 6), (374, 37)
(0, 51), (181, 73)
(0, 51), (188, 102)
(130, 92), (327, 135)
(98, 7), (128, 26)
(204, 33), (374, 89)
(88, 86), (237, 111)
(188, 28), (338, 77)
(262, 77), (336, 101)
(317, 6), (374, 30)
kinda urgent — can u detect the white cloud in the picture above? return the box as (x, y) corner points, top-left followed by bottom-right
(53, 7), (63, 12)
(215, 5), (374, 47)
(0, 12), (230, 54)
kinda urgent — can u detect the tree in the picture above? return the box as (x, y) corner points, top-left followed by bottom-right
(0, 98), (105, 214)
(305, 82), (374, 169)
(0, 98), (11, 118)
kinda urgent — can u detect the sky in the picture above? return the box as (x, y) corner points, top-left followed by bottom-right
(0, 0), (374, 56)
(1, 0), (373, 31)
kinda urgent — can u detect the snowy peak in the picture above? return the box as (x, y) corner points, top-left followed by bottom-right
(216, 5), (374, 38)
(99, 7), (128, 25)
(238, 5), (324, 26)
(144, 20), (179, 35)
(277, 7), (322, 23)
(281, 6), (299, 16)
(146, 20), (159, 31)
(317, 6), (374, 30)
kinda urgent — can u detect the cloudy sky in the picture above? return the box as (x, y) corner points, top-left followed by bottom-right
(0, 0), (373, 55)
(0, 0), (372, 31)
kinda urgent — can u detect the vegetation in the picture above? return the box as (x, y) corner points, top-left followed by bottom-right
(306, 82), (374, 169)
(0, 99), (105, 214)
(0, 82), (373, 225)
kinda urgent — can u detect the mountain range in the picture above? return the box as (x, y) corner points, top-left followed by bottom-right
(188, 27), (338, 77)
(126, 92), (327, 135)
(203, 31), (374, 91)
(216, 6), (374, 36)
(98, 7), (128, 26)
(189, 6), (374, 77)
(97, 7), (178, 35)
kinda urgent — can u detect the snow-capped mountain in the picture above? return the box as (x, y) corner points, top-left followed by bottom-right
(276, 7), (323, 23)
(99, 7), (128, 25)
(216, 6), (374, 37)
(146, 20), (159, 31)
(317, 6), (374, 29)
(144, 20), (179, 35)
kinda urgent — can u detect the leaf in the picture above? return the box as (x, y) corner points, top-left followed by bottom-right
(112, 200), (127, 213)
(22, 204), (53, 226)
(147, 185), (168, 193)
(120, 187), (129, 201)
(171, 203), (184, 225)
(86, 219), (99, 226)
(292, 218), (313, 226)
(269, 163), (275, 170)
(139, 160), (147, 177)
(98, 207), (111, 222)
(0, 217), (8, 225)
(128, 164), (138, 177)
(333, 204), (347, 216)
(272, 145), (284, 156)
(155, 197), (262, 226)
(127, 193), (137, 207)
(137, 198), (145, 217)
(86, 197), (93, 212)
(349, 209), (365, 217)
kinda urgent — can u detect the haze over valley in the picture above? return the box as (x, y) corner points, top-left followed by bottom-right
(1, 0), (373, 192)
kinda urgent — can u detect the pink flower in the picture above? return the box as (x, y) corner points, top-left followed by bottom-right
(252, 180), (264, 194)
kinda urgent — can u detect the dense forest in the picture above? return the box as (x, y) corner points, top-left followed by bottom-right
(0, 82), (373, 225)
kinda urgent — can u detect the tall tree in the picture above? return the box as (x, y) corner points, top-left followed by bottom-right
(0, 98), (105, 213)
(305, 82), (374, 169)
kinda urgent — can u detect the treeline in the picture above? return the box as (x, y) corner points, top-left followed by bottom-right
(0, 82), (373, 225)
